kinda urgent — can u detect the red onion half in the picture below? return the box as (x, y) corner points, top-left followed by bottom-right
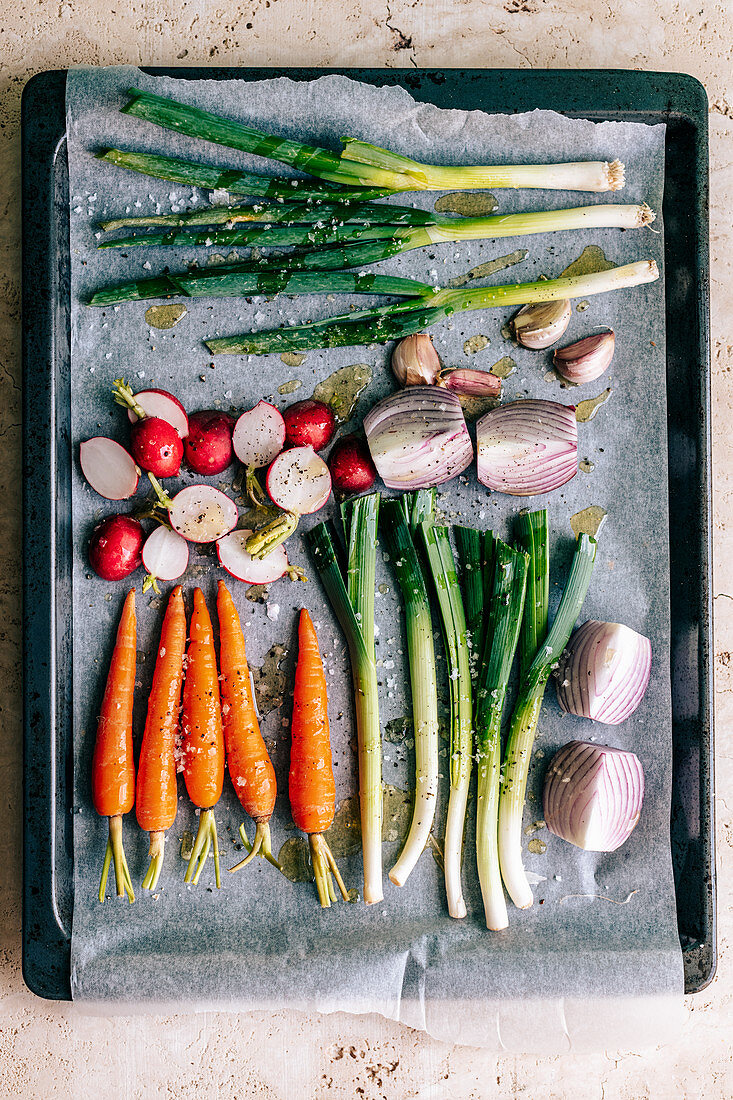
(555, 620), (652, 724)
(363, 386), (473, 490)
(476, 399), (577, 496)
(543, 740), (644, 852)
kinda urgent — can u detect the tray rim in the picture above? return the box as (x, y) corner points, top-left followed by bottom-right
(21, 65), (714, 1002)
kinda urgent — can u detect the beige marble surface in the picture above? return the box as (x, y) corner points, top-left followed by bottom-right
(2, 2), (732, 1096)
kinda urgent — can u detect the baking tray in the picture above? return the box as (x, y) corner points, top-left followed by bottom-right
(21, 67), (714, 1001)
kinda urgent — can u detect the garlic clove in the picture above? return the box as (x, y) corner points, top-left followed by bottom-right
(512, 299), (572, 349)
(391, 333), (441, 387)
(553, 330), (615, 385)
(437, 367), (501, 398)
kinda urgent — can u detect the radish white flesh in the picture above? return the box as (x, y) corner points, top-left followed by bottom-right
(232, 401), (286, 468)
(127, 390), (189, 438)
(80, 437), (140, 500)
(217, 529), (289, 584)
(168, 485), (238, 543)
(266, 447), (332, 514)
(142, 525), (189, 581)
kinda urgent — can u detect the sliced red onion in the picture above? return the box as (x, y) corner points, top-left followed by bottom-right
(543, 740), (645, 851)
(555, 619), (652, 724)
(476, 399), (577, 496)
(364, 386), (473, 490)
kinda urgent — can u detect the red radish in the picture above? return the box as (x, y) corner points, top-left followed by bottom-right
(130, 417), (183, 477)
(150, 481), (238, 543)
(327, 435), (377, 494)
(217, 529), (292, 584)
(266, 447), (332, 514)
(233, 401), (286, 468)
(126, 389), (189, 438)
(88, 515), (144, 581)
(184, 410), (235, 475)
(80, 438), (140, 500)
(283, 400), (336, 451)
(141, 525), (189, 593)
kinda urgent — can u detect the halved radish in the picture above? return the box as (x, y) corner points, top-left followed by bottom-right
(80, 438), (140, 500)
(217, 529), (290, 584)
(167, 485), (238, 543)
(232, 401), (286, 468)
(142, 525), (189, 592)
(127, 389), (189, 438)
(266, 446), (332, 514)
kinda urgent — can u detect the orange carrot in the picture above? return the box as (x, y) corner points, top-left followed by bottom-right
(181, 587), (225, 887)
(289, 608), (349, 907)
(216, 580), (278, 873)
(136, 584), (186, 890)
(92, 589), (136, 903)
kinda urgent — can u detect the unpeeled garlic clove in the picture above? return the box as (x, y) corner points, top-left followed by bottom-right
(391, 333), (441, 387)
(437, 367), (501, 398)
(512, 299), (572, 349)
(553, 330), (615, 385)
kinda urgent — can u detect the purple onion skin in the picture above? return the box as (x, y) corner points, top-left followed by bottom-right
(543, 740), (644, 852)
(476, 399), (577, 496)
(363, 386), (473, 490)
(555, 620), (652, 725)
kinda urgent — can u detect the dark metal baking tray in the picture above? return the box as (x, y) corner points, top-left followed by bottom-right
(22, 67), (714, 1001)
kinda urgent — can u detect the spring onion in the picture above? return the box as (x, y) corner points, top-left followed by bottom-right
(554, 620), (652, 724)
(543, 740), (645, 851)
(454, 527), (484, 671)
(381, 494), (439, 887)
(474, 539), (528, 931)
(306, 496), (382, 903)
(498, 532), (598, 910)
(419, 521), (473, 919)
(515, 509), (549, 679)
(99, 203), (653, 251)
(122, 89), (626, 193)
(205, 261), (659, 355)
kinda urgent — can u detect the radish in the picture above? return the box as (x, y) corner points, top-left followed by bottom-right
(184, 410), (235, 475)
(141, 525), (189, 593)
(125, 389), (189, 438)
(283, 399), (336, 451)
(233, 400), (286, 506)
(113, 379), (184, 477)
(327, 434), (377, 494)
(217, 529), (292, 585)
(80, 438), (140, 500)
(149, 476), (238, 543)
(266, 447), (332, 514)
(88, 514), (144, 580)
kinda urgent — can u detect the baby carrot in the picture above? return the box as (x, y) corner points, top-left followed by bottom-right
(289, 608), (349, 908)
(181, 587), (225, 887)
(216, 581), (278, 873)
(136, 584), (186, 890)
(92, 589), (136, 903)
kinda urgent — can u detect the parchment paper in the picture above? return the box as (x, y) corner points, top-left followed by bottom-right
(65, 68), (684, 1050)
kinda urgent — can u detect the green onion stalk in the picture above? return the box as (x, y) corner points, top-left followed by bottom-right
(205, 261), (659, 355)
(306, 496), (383, 904)
(99, 203), (653, 250)
(498, 533), (598, 910)
(454, 526), (485, 683)
(515, 509), (550, 679)
(380, 494), (439, 887)
(419, 521), (473, 919)
(96, 147), (392, 203)
(89, 269), (434, 308)
(474, 540), (528, 931)
(122, 90), (626, 193)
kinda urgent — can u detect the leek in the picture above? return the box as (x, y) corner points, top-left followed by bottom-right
(454, 526), (485, 677)
(515, 509), (550, 678)
(474, 540), (528, 931)
(498, 533), (598, 910)
(381, 494), (439, 887)
(122, 90), (625, 193)
(306, 496), (383, 904)
(419, 522), (473, 919)
(205, 261), (659, 355)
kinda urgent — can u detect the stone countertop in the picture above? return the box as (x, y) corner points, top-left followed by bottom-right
(2, 4), (732, 1097)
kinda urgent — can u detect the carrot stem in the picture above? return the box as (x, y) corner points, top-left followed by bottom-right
(142, 830), (166, 891)
(185, 808), (221, 888)
(229, 820), (272, 871)
(99, 814), (135, 903)
(309, 833), (349, 909)
(237, 823), (283, 871)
